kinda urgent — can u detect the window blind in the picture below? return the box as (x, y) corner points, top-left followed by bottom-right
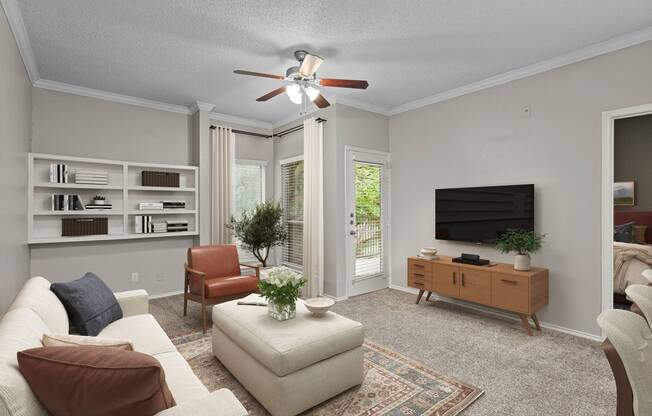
(281, 159), (304, 269)
(233, 161), (265, 264)
(354, 162), (384, 278)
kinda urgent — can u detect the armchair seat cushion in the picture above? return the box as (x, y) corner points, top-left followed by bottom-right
(197, 275), (259, 299)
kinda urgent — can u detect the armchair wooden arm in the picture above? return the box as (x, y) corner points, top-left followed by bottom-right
(240, 263), (260, 279)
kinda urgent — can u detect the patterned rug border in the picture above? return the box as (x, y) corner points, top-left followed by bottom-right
(363, 339), (484, 415)
(171, 330), (484, 415)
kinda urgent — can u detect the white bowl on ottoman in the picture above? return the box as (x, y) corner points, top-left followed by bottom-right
(303, 297), (335, 316)
(212, 294), (364, 416)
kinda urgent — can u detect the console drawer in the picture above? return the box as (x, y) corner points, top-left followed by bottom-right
(491, 273), (529, 313)
(407, 259), (432, 273)
(408, 276), (426, 290)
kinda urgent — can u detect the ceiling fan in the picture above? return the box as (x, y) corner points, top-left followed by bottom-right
(234, 50), (369, 110)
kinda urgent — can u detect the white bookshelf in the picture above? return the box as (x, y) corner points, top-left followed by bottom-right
(28, 153), (199, 244)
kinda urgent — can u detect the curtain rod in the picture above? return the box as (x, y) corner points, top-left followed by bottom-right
(210, 117), (326, 139)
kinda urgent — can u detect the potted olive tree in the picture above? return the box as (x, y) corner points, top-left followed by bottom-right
(496, 229), (546, 271)
(227, 201), (287, 267)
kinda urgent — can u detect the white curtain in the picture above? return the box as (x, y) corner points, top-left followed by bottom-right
(302, 118), (324, 297)
(210, 126), (235, 244)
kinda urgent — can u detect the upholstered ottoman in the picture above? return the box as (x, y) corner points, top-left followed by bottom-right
(212, 294), (364, 416)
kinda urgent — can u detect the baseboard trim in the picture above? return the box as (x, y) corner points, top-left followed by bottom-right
(387, 285), (602, 342)
(322, 293), (349, 302)
(149, 290), (184, 300)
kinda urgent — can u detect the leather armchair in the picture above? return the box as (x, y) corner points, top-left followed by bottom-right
(184, 245), (260, 332)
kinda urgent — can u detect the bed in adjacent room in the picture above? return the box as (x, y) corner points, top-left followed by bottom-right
(613, 212), (652, 305)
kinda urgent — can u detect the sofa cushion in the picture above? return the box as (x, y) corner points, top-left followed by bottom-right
(199, 275), (259, 298)
(156, 389), (247, 416)
(99, 314), (176, 356)
(42, 334), (134, 351)
(18, 346), (176, 416)
(212, 294), (364, 377)
(154, 351), (208, 404)
(51, 272), (123, 336)
(9, 276), (69, 334)
(0, 308), (50, 416)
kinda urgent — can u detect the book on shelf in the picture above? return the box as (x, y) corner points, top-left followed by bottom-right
(162, 201), (186, 209)
(85, 204), (113, 210)
(139, 202), (163, 210)
(134, 215), (154, 234)
(51, 194), (84, 211)
(49, 164), (68, 183)
(74, 170), (109, 185)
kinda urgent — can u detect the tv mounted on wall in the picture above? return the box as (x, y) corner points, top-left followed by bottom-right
(435, 184), (534, 244)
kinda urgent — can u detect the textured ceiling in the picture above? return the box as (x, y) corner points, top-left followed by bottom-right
(17, 0), (652, 123)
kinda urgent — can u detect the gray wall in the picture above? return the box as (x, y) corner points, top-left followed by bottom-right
(30, 88), (195, 295)
(614, 114), (652, 212)
(389, 40), (652, 336)
(0, 6), (32, 312)
(333, 105), (389, 298)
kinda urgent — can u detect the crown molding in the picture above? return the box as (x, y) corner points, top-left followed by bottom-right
(208, 111), (273, 130)
(388, 26), (652, 116)
(190, 101), (215, 113)
(1, 0), (39, 83)
(34, 79), (192, 114)
(332, 96), (391, 116)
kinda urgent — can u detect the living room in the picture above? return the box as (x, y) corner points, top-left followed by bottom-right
(2, 1), (652, 415)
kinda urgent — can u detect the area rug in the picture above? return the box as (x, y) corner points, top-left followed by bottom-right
(171, 331), (483, 415)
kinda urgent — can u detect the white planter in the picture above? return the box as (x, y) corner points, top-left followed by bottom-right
(514, 254), (531, 271)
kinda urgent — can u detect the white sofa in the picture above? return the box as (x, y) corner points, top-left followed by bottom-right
(0, 276), (247, 416)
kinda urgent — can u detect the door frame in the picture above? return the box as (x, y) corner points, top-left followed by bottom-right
(344, 145), (391, 297)
(601, 103), (652, 335)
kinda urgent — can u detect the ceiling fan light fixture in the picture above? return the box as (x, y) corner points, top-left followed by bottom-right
(286, 84), (302, 104)
(305, 86), (320, 102)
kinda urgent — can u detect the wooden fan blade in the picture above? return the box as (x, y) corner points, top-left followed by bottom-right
(299, 54), (323, 77)
(319, 78), (369, 89)
(234, 70), (284, 80)
(313, 94), (330, 108)
(256, 87), (287, 102)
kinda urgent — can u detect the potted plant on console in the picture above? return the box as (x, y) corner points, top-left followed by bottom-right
(496, 229), (546, 271)
(259, 267), (305, 321)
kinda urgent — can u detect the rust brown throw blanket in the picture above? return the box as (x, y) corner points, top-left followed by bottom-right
(613, 245), (652, 293)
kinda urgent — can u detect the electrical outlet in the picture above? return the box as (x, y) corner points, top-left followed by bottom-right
(131, 272), (139, 283)
(522, 105), (532, 118)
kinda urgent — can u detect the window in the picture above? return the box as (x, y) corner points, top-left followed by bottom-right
(233, 160), (266, 263)
(280, 157), (304, 269)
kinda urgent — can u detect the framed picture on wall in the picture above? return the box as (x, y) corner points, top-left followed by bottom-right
(614, 181), (635, 206)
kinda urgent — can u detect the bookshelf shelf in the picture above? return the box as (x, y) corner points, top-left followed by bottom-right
(34, 183), (122, 190)
(128, 210), (196, 215)
(34, 210), (123, 216)
(128, 186), (196, 192)
(28, 231), (199, 245)
(29, 153), (199, 245)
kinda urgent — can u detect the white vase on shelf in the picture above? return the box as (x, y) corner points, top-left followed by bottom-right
(514, 254), (531, 271)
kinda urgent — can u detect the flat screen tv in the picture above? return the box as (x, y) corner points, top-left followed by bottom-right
(435, 184), (534, 244)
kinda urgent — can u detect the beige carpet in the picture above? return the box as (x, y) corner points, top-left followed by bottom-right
(151, 289), (616, 416)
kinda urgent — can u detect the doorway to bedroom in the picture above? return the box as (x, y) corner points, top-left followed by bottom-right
(602, 104), (652, 316)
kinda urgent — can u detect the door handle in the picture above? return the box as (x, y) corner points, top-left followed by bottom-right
(462, 273), (465, 287)
(349, 230), (357, 236)
(453, 272), (456, 285)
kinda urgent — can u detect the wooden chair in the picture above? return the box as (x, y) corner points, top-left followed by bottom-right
(184, 244), (260, 333)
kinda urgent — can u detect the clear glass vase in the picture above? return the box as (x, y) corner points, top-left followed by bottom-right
(268, 301), (296, 321)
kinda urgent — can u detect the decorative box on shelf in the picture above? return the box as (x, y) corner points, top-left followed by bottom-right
(142, 171), (179, 187)
(62, 217), (108, 236)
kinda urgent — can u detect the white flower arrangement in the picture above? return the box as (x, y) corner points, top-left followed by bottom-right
(259, 267), (305, 307)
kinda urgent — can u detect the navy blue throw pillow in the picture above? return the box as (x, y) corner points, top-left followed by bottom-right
(614, 222), (635, 243)
(50, 272), (123, 336)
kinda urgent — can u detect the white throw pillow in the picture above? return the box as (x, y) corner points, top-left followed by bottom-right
(42, 334), (134, 351)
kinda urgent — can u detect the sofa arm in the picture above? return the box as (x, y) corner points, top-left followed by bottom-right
(155, 389), (248, 416)
(114, 289), (149, 316)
